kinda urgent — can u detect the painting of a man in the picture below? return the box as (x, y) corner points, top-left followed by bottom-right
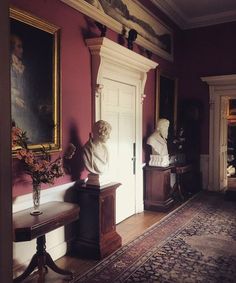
(10, 33), (40, 143)
(10, 13), (59, 147)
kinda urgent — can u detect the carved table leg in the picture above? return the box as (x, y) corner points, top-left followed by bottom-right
(13, 254), (38, 283)
(45, 252), (73, 278)
(13, 235), (73, 282)
(171, 174), (184, 201)
(177, 173), (184, 200)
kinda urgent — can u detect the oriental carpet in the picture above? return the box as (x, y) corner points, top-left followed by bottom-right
(72, 192), (236, 283)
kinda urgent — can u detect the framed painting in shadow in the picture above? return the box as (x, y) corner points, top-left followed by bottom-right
(156, 71), (177, 139)
(10, 7), (61, 153)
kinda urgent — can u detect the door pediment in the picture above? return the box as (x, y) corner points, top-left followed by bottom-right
(86, 37), (158, 106)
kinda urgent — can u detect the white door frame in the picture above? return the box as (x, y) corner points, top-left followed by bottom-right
(219, 96), (229, 190)
(86, 37), (157, 213)
(201, 74), (236, 191)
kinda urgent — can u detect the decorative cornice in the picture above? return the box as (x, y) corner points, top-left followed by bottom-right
(186, 10), (236, 29)
(150, 0), (186, 28)
(201, 74), (236, 86)
(150, 0), (236, 29)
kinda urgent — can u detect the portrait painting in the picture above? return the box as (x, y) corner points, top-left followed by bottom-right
(10, 7), (61, 152)
(60, 0), (173, 61)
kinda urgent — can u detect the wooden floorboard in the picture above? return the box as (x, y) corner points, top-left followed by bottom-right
(20, 208), (178, 282)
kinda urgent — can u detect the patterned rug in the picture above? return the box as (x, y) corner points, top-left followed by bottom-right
(72, 192), (236, 283)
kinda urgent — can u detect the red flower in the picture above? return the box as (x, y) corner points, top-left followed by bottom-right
(12, 126), (64, 186)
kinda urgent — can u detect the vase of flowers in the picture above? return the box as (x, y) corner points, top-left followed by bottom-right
(12, 125), (64, 215)
(32, 182), (41, 215)
(172, 127), (186, 164)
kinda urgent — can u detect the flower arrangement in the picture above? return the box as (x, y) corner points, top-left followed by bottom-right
(172, 127), (185, 153)
(12, 125), (64, 186)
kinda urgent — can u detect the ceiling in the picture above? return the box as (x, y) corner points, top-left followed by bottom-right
(150, 0), (236, 29)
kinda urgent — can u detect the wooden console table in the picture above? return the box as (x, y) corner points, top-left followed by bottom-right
(73, 182), (122, 259)
(13, 201), (80, 283)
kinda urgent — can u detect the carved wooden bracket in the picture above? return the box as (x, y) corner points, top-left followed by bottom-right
(95, 84), (104, 98)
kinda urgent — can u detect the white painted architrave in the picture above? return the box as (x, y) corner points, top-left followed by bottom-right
(86, 37), (157, 214)
(201, 74), (236, 191)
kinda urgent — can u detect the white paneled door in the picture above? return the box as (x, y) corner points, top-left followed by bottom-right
(87, 37), (157, 223)
(101, 78), (136, 223)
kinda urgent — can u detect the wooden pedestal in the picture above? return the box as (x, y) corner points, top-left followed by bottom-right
(73, 182), (122, 259)
(144, 166), (174, 211)
(226, 177), (236, 201)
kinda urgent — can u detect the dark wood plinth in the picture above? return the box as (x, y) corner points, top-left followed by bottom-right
(144, 166), (174, 211)
(73, 182), (122, 259)
(13, 201), (80, 282)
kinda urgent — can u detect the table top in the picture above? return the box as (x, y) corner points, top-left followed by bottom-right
(144, 165), (175, 171)
(78, 182), (121, 191)
(171, 163), (193, 174)
(144, 164), (193, 173)
(13, 201), (80, 242)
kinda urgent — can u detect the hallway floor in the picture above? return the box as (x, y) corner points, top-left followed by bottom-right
(19, 208), (177, 283)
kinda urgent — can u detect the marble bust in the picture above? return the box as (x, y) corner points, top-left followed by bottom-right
(83, 120), (112, 185)
(147, 118), (170, 167)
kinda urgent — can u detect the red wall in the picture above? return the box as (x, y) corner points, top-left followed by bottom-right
(11, 0), (179, 196)
(178, 21), (236, 154)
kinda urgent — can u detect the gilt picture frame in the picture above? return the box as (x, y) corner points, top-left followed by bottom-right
(228, 99), (236, 118)
(10, 7), (61, 153)
(156, 70), (178, 138)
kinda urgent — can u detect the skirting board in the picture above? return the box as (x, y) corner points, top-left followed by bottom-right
(200, 154), (209, 190)
(13, 182), (75, 213)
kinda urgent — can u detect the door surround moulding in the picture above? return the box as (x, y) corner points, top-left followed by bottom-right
(201, 74), (236, 191)
(86, 37), (158, 106)
(86, 37), (158, 215)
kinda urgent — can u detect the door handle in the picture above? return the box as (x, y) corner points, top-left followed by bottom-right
(132, 143), (136, 175)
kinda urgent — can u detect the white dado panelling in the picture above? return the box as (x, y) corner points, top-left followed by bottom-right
(200, 154), (209, 190)
(13, 182), (75, 212)
(13, 182), (75, 277)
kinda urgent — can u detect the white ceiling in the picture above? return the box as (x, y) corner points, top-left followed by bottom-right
(151, 0), (236, 29)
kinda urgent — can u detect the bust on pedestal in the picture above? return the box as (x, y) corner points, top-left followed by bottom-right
(147, 118), (170, 167)
(144, 119), (174, 211)
(83, 120), (112, 186)
(75, 120), (122, 259)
